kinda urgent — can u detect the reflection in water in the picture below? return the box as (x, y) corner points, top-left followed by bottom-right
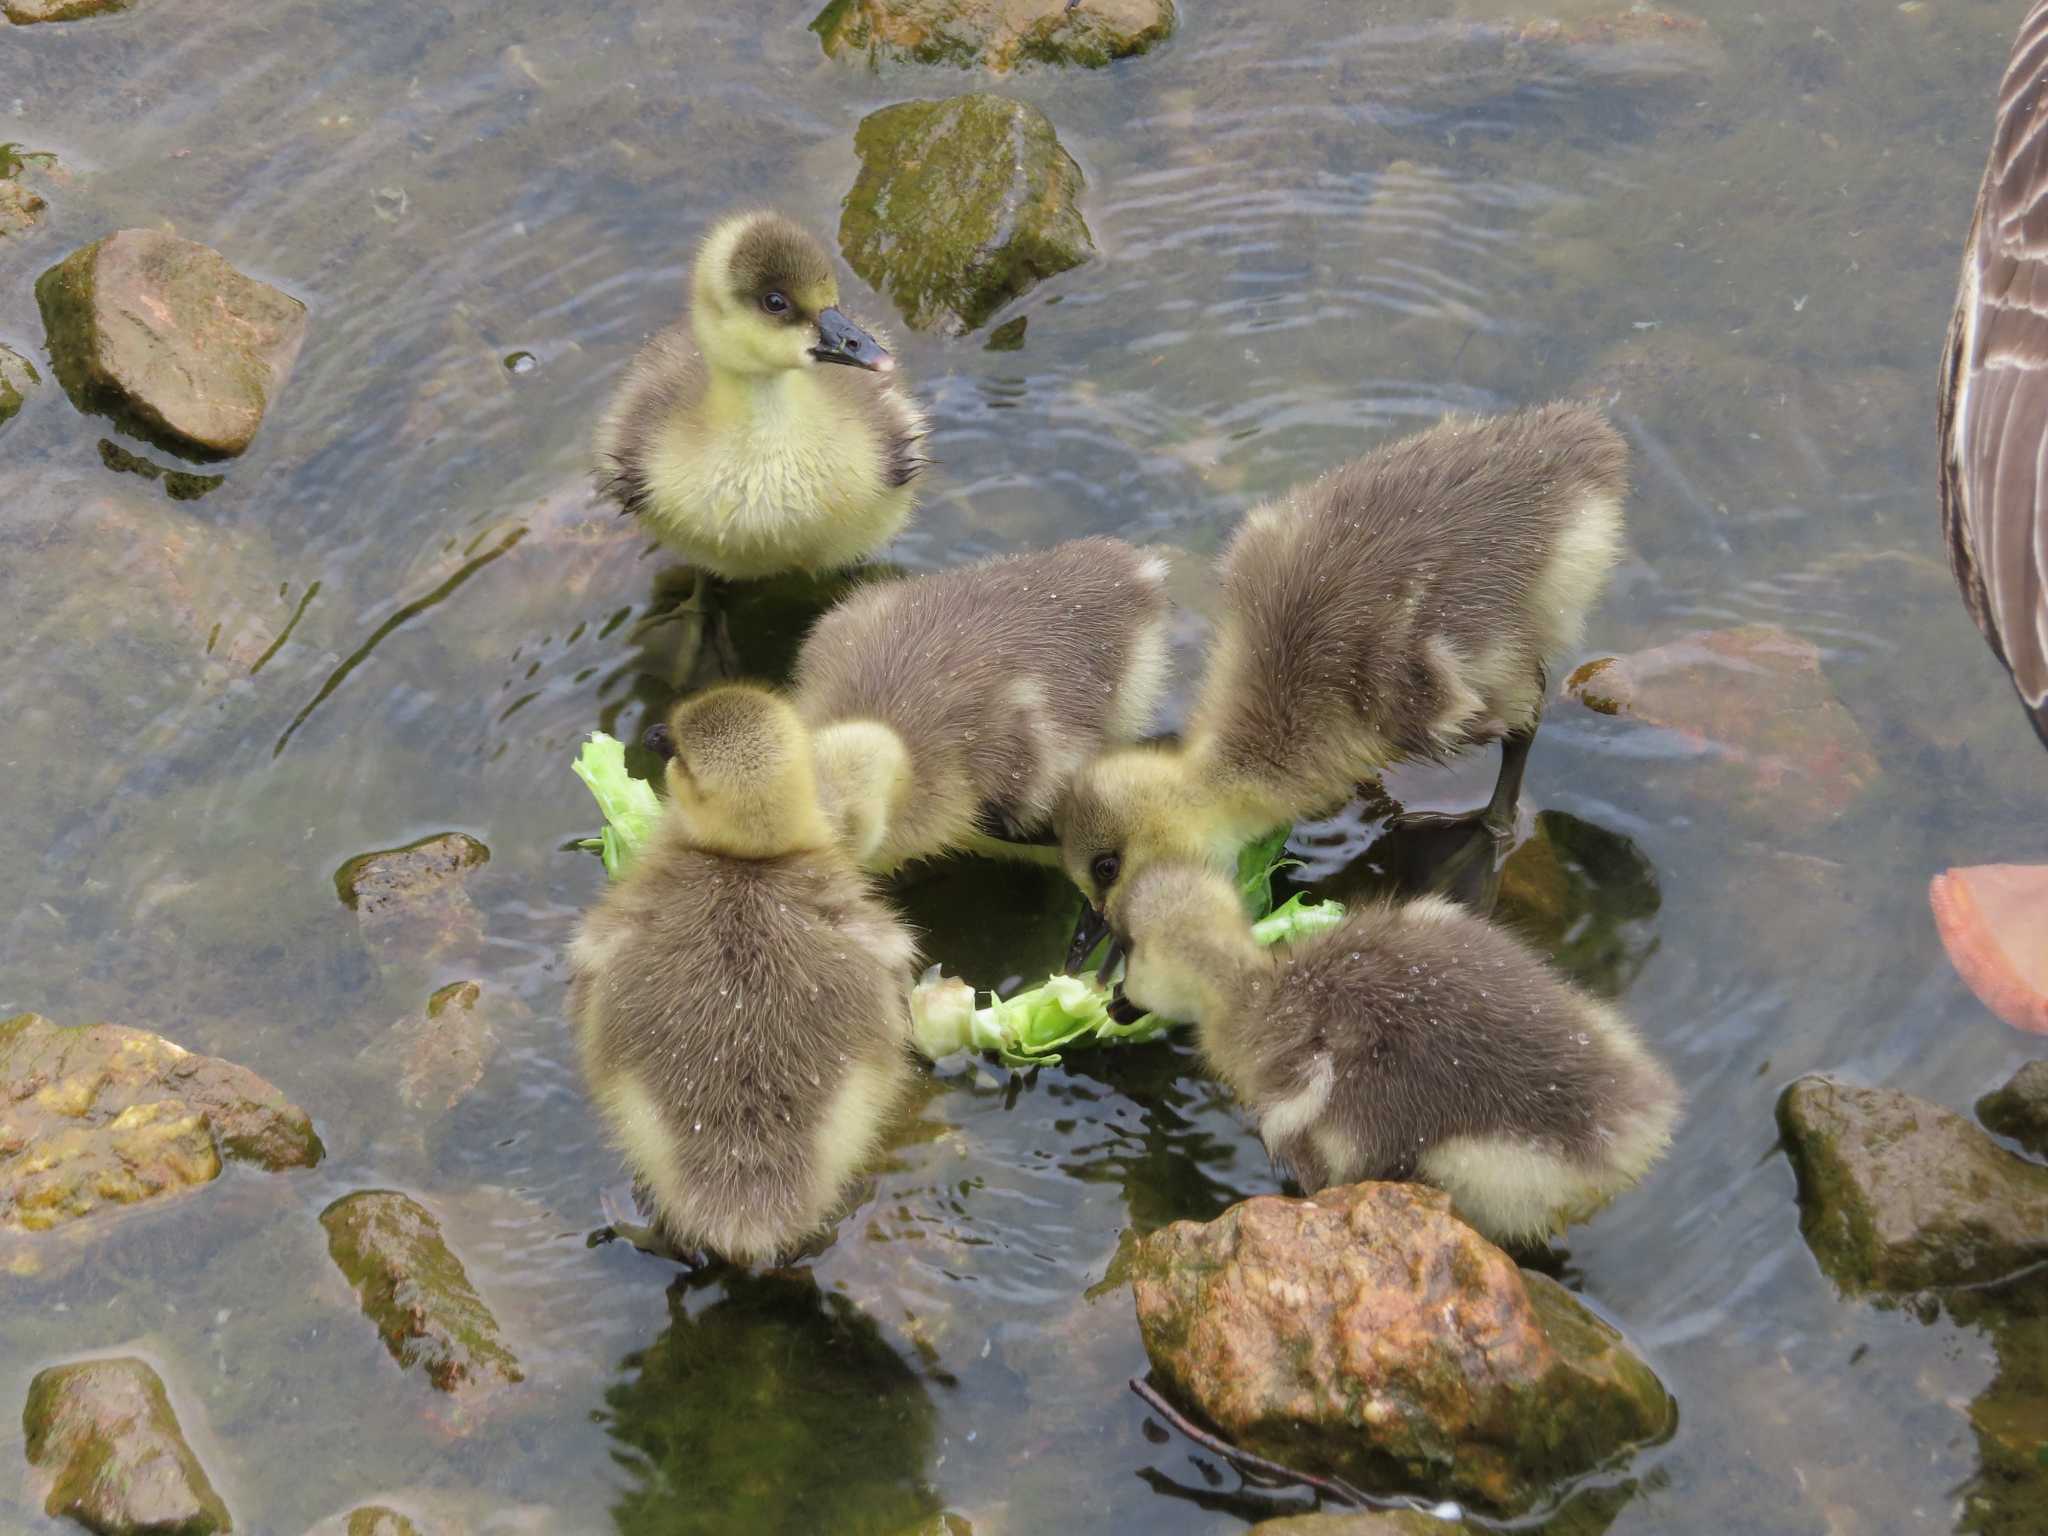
(600, 1269), (941, 1536)
(1295, 803), (1662, 999)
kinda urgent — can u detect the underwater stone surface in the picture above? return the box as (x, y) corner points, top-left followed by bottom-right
(841, 93), (1093, 336)
(1, 1012), (322, 1235)
(320, 1190), (524, 1399)
(1250, 1515), (1471, 1536)
(0, 342), (38, 424)
(334, 832), (490, 980)
(36, 229), (307, 458)
(2, 0), (128, 21)
(1564, 623), (1880, 832)
(1130, 1182), (1673, 1515)
(812, 0), (1174, 72)
(1778, 1075), (2048, 1295)
(23, 1357), (232, 1535)
(0, 178), (45, 234)
(376, 979), (503, 1115)
(1978, 1061), (2048, 1158)
(336, 1508), (423, 1536)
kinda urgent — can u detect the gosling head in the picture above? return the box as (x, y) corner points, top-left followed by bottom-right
(690, 210), (893, 379)
(1108, 859), (1257, 1026)
(656, 684), (833, 860)
(1055, 745), (1215, 971)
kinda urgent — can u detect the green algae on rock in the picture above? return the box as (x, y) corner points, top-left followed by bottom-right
(36, 229), (307, 459)
(2, 1012), (322, 1236)
(24, 1357), (232, 1535)
(841, 94), (1093, 336)
(1250, 1514), (1473, 1536)
(320, 1190), (524, 1398)
(1777, 1075), (2048, 1296)
(342, 1507), (423, 1536)
(812, 0), (1174, 73)
(1130, 1182), (1673, 1515)
(334, 832), (490, 982)
(1978, 1061), (2048, 1159)
(3, 0), (130, 20)
(0, 342), (38, 425)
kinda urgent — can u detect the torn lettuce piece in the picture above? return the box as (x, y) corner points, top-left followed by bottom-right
(911, 888), (1347, 1066)
(572, 731), (663, 877)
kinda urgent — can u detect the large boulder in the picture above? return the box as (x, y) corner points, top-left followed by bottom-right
(2, 1013), (322, 1236)
(1777, 1075), (2048, 1295)
(1563, 624), (1879, 833)
(841, 94), (1094, 336)
(36, 229), (307, 458)
(321, 1190), (524, 1400)
(0, 342), (38, 425)
(1978, 1061), (2048, 1159)
(1130, 1182), (1672, 1514)
(811, 0), (1175, 72)
(23, 1357), (232, 1535)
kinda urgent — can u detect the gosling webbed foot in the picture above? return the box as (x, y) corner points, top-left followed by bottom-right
(591, 1189), (709, 1269)
(1373, 808), (1511, 915)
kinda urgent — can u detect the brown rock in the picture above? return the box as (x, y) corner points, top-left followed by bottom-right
(321, 1190), (524, 1399)
(334, 833), (491, 979)
(1131, 1182), (1672, 1514)
(812, 0), (1175, 73)
(36, 229), (307, 458)
(1563, 624), (1879, 831)
(2, 1012), (322, 1235)
(23, 1357), (231, 1534)
(1978, 1061), (2048, 1159)
(1778, 1075), (2048, 1295)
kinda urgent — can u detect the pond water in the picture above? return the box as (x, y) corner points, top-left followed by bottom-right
(3, 0), (2045, 1531)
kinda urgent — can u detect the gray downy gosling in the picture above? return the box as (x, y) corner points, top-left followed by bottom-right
(1108, 858), (1681, 1245)
(595, 208), (928, 585)
(650, 538), (1174, 874)
(568, 686), (920, 1266)
(1060, 402), (1627, 966)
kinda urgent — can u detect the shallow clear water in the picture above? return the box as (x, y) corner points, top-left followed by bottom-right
(3, 0), (2045, 1531)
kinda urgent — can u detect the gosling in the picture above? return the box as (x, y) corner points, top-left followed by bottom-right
(1061, 403), (1627, 960)
(594, 209), (928, 580)
(647, 539), (1174, 873)
(1109, 859), (1680, 1245)
(568, 686), (919, 1266)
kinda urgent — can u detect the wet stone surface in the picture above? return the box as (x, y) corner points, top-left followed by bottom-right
(1778, 1075), (2048, 1296)
(840, 93), (1094, 336)
(334, 832), (491, 981)
(1978, 1061), (2048, 1159)
(811, 0), (1175, 72)
(24, 1356), (232, 1535)
(320, 1189), (524, 1400)
(0, 342), (39, 424)
(36, 228), (308, 458)
(1130, 1181), (1672, 1514)
(2, 1012), (322, 1236)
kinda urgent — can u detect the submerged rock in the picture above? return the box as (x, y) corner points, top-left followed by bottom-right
(23, 1357), (231, 1535)
(812, 0), (1174, 72)
(321, 1190), (524, 1399)
(1978, 1061), (2048, 1158)
(1777, 1075), (2048, 1295)
(3, 0), (129, 21)
(334, 833), (490, 980)
(36, 229), (307, 458)
(0, 342), (38, 425)
(841, 94), (1093, 336)
(0, 178), (45, 234)
(375, 980), (505, 1114)
(2, 1012), (322, 1235)
(1563, 624), (1879, 832)
(1250, 1515), (1470, 1536)
(324, 1508), (422, 1536)
(1130, 1182), (1672, 1514)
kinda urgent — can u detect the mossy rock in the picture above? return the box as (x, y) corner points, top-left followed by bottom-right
(321, 1190), (523, 1399)
(23, 1357), (232, 1534)
(841, 93), (1093, 336)
(812, 0), (1174, 73)
(36, 228), (307, 459)
(1978, 1061), (2048, 1160)
(1131, 1181), (1673, 1515)
(1778, 1075), (2048, 1296)
(0, 343), (38, 425)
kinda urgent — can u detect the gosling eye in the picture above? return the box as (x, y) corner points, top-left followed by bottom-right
(1090, 852), (1122, 892)
(761, 291), (790, 316)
